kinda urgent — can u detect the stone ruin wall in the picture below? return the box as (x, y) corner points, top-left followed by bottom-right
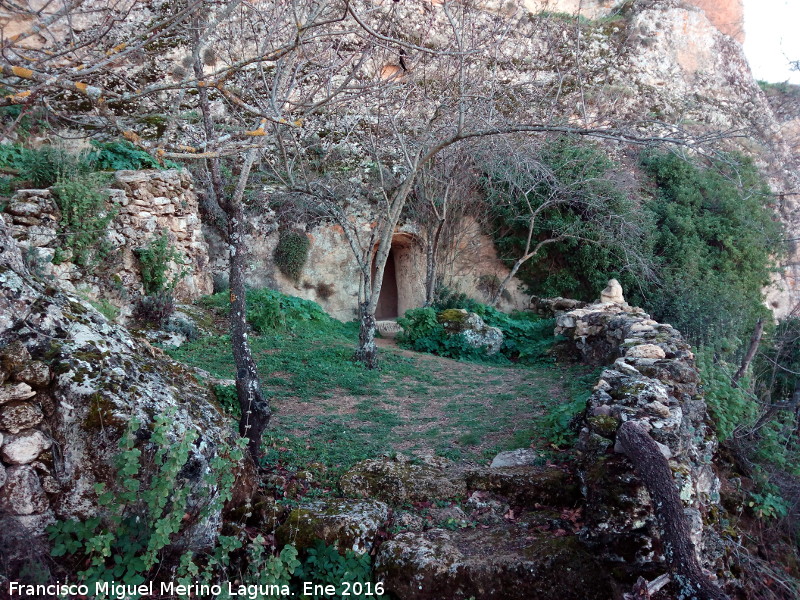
(552, 298), (724, 576)
(1, 169), (213, 319)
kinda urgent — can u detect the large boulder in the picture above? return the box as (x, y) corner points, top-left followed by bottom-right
(437, 309), (503, 355)
(375, 525), (614, 600)
(0, 223), (255, 571)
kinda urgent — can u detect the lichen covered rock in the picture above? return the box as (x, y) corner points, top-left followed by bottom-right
(375, 526), (613, 600)
(275, 498), (389, 554)
(0, 223), (255, 567)
(340, 455), (467, 505)
(437, 309), (503, 355)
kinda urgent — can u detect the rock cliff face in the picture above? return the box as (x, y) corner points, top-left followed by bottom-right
(524, 0), (744, 41)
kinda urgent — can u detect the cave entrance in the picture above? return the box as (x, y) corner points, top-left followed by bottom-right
(375, 247), (399, 320)
(373, 234), (419, 320)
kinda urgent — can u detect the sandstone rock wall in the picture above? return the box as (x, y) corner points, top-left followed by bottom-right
(204, 215), (528, 322)
(2, 169), (212, 320)
(555, 301), (723, 575)
(522, 0), (744, 41)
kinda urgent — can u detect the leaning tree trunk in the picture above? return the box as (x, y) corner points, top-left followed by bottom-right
(617, 421), (729, 600)
(228, 150), (271, 460)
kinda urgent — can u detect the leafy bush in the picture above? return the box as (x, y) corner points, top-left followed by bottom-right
(18, 146), (87, 187)
(295, 540), (384, 599)
(274, 230), (310, 282)
(201, 287), (333, 334)
(163, 316), (200, 341)
(638, 151), (781, 349)
(696, 349), (758, 441)
(135, 229), (186, 296)
(748, 481), (791, 520)
(431, 284), (484, 313)
(397, 303), (555, 363)
(52, 173), (116, 267)
(85, 140), (179, 171)
(212, 383), (240, 418)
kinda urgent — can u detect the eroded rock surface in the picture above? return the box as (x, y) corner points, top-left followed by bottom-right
(0, 223), (253, 569)
(375, 526), (613, 600)
(275, 498), (389, 554)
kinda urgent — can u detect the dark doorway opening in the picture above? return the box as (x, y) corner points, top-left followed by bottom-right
(375, 248), (399, 319)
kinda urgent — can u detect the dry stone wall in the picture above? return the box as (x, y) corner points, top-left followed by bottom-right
(555, 300), (723, 576)
(1, 169), (212, 319)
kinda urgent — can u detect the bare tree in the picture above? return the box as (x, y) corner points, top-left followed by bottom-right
(475, 134), (654, 305)
(405, 146), (482, 305)
(0, 0), (365, 458)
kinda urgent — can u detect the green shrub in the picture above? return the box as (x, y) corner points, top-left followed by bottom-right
(748, 481), (791, 520)
(486, 135), (649, 302)
(85, 140), (178, 171)
(212, 383), (241, 418)
(18, 146), (86, 188)
(135, 229), (186, 296)
(696, 349), (758, 441)
(295, 540), (384, 599)
(52, 173), (116, 267)
(397, 304), (555, 363)
(201, 287), (333, 334)
(274, 230), (310, 282)
(87, 298), (120, 322)
(638, 151), (781, 349)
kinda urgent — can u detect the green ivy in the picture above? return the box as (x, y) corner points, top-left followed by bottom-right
(135, 229), (187, 296)
(295, 540), (384, 600)
(274, 230), (310, 282)
(52, 174), (116, 267)
(47, 411), (265, 598)
(486, 135), (649, 302)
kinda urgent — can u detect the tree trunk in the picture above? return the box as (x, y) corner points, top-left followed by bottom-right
(228, 151), (271, 461)
(616, 421), (729, 600)
(731, 318), (764, 387)
(355, 301), (378, 369)
(424, 219), (445, 306)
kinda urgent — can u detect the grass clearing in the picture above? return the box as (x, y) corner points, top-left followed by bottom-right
(167, 292), (596, 492)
